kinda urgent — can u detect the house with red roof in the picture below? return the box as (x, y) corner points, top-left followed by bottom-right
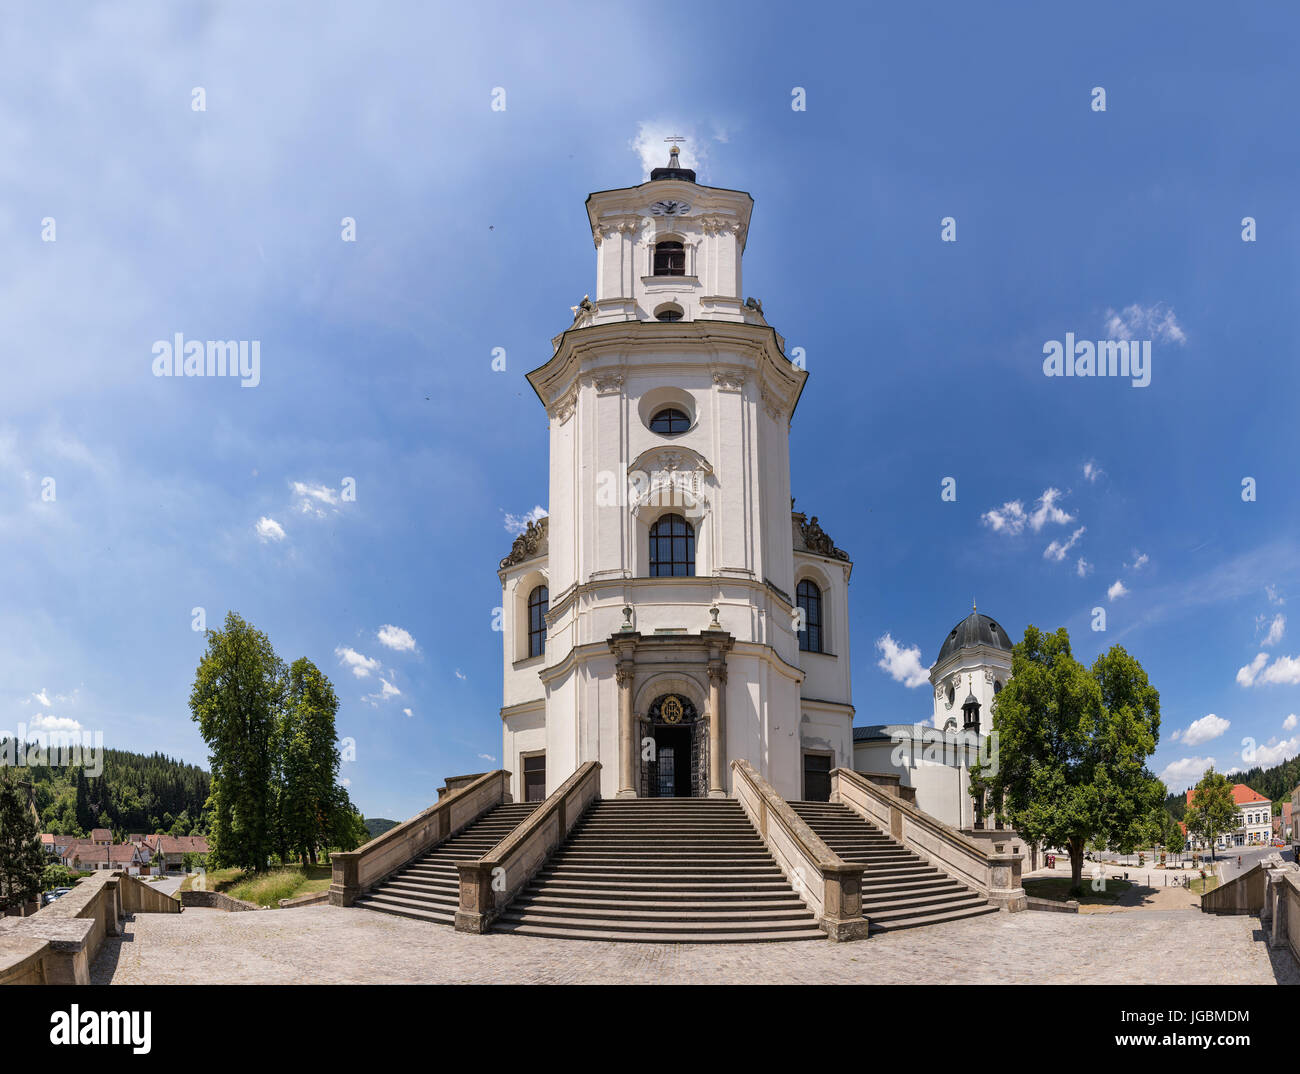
(1185, 783), (1273, 848)
(64, 843), (151, 875)
(144, 834), (210, 873)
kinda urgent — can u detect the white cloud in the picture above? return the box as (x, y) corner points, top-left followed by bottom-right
(1237, 652), (1269, 687)
(629, 121), (710, 179)
(1267, 585), (1285, 606)
(454, 669), (466, 681)
(1127, 551), (1149, 571)
(255, 516), (286, 542)
(1027, 488), (1075, 532)
(875, 633), (929, 688)
(1253, 736), (1300, 766)
(28, 713), (84, 733)
(376, 624), (417, 652)
(33, 689), (51, 707)
(1259, 655), (1300, 686)
(1173, 713), (1229, 747)
(1237, 653), (1300, 687)
(1107, 579), (1128, 601)
(1285, 714), (1297, 732)
(1044, 526), (1086, 563)
(402, 707), (413, 718)
(376, 677), (401, 700)
(1082, 461), (1103, 483)
(1104, 303), (1187, 345)
(1258, 613), (1285, 647)
(503, 505), (547, 535)
(335, 646), (380, 678)
(477, 753), (496, 762)
(1076, 557), (1092, 578)
(290, 480), (340, 518)
(981, 500), (1027, 535)
(1157, 756), (1216, 790)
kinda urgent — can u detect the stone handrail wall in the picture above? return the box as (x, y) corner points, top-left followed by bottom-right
(1201, 856), (1276, 915)
(0, 870), (180, 985)
(455, 761), (601, 933)
(832, 767), (1026, 911)
(731, 759), (867, 941)
(330, 769), (511, 906)
(181, 889), (264, 912)
(1266, 868), (1300, 965)
(439, 771), (489, 800)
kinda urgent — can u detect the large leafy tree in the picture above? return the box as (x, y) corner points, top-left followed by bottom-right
(1185, 768), (1238, 860)
(0, 773), (47, 911)
(275, 658), (343, 865)
(190, 612), (285, 871)
(971, 626), (1165, 894)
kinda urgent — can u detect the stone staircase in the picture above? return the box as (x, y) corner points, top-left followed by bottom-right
(493, 799), (826, 942)
(354, 801), (539, 924)
(791, 801), (998, 932)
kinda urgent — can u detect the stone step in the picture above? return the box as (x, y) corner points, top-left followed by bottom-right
(492, 921), (826, 943)
(494, 909), (822, 936)
(870, 902), (1000, 933)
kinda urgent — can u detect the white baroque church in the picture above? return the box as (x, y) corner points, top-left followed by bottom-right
(497, 146), (854, 806)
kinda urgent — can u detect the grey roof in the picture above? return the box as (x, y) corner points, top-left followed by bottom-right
(935, 611), (1013, 666)
(853, 723), (961, 743)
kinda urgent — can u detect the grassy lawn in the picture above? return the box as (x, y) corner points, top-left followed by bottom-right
(178, 864), (332, 907)
(1188, 875), (1221, 894)
(1024, 877), (1134, 904)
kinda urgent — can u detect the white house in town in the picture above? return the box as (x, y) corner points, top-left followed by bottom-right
(1185, 784), (1272, 849)
(498, 146), (854, 805)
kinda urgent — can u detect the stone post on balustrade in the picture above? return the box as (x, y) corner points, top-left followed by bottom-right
(988, 841), (1027, 912)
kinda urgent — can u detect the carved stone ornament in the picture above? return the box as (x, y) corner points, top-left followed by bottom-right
(592, 373), (624, 395)
(712, 369), (746, 391)
(984, 669), (995, 684)
(499, 516), (548, 569)
(551, 388), (577, 424)
(798, 515), (850, 561)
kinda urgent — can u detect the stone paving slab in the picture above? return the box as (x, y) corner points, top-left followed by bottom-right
(89, 904), (1300, 985)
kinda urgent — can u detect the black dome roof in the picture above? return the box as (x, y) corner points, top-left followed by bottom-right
(936, 612), (1013, 666)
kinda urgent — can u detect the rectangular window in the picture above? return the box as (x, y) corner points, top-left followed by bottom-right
(523, 754), (546, 803)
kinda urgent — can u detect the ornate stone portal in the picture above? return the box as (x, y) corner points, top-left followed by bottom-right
(610, 629), (734, 799)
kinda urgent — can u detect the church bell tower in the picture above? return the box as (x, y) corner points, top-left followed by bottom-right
(498, 145), (854, 804)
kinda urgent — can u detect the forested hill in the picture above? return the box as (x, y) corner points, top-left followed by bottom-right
(1163, 754), (1300, 819)
(2, 740), (211, 837)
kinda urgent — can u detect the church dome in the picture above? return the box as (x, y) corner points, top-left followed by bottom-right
(935, 611), (1012, 667)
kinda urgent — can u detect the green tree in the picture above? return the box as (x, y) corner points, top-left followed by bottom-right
(42, 862), (72, 891)
(0, 773), (47, 911)
(74, 767), (93, 832)
(971, 626), (1165, 895)
(189, 611), (285, 872)
(275, 658), (342, 865)
(1185, 768), (1237, 860)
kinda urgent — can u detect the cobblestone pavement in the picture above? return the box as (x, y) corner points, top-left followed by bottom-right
(90, 904), (1299, 985)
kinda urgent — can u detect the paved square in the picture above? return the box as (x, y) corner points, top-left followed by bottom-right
(90, 904), (1299, 984)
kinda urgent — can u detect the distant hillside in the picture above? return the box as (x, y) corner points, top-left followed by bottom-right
(364, 817), (399, 840)
(2, 739), (211, 838)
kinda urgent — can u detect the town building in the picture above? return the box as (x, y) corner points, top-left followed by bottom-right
(1185, 784), (1272, 848)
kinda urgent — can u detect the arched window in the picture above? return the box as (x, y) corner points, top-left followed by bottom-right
(653, 240), (685, 276)
(993, 679), (1003, 695)
(649, 514), (694, 577)
(527, 585), (548, 658)
(656, 309), (683, 322)
(796, 579), (823, 652)
(649, 407), (690, 435)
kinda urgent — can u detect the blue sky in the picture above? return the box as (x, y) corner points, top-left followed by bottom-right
(3, 2), (1298, 820)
